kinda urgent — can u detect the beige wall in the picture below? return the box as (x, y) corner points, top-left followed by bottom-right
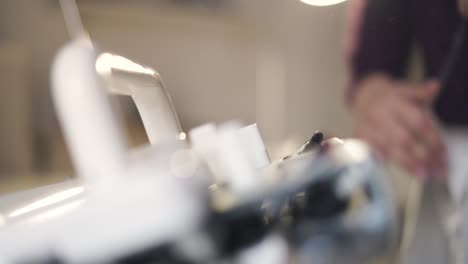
(81, 0), (352, 157)
(0, 0), (353, 175)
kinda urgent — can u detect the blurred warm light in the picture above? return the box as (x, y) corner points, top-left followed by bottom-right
(8, 187), (84, 218)
(0, 214), (5, 226)
(28, 199), (85, 224)
(300, 0), (348, 6)
(96, 53), (155, 75)
(179, 132), (187, 141)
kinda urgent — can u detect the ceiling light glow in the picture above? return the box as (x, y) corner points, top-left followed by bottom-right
(300, 0), (348, 7)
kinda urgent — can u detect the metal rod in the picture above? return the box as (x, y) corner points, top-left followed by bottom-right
(59, 0), (86, 39)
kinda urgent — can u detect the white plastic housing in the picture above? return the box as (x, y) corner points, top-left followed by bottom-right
(96, 53), (182, 145)
(51, 38), (128, 184)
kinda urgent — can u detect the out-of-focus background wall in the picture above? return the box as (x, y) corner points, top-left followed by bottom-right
(0, 0), (352, 194)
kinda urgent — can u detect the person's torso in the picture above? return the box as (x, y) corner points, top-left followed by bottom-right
(412, 0), (468, 125)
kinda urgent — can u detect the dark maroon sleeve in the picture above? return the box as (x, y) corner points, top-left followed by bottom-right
(346, 0), (414, 103)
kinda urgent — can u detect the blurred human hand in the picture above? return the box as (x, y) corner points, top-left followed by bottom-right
(458, 0), (468, 18)
(352, 74), (446, 181)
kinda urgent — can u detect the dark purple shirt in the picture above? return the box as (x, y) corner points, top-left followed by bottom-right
(349, 0), (468, 125)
